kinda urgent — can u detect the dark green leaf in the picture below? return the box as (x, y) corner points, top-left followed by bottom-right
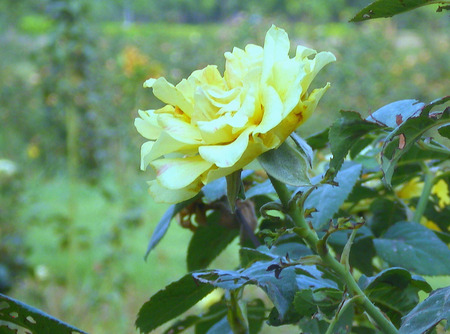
(193, 261), (336, 320)
(304, 163), (362, 229)
(350, 0), (448, 22)
(294, 288), (343, 317)
(258, 139), (310, 187)
(187, 212), (239, 271)
(136, 274), (215, 333)
(266, 307), (302, 326)
(239, 247), (276, 267)
(164, 315), (200, 334)
(349, 137), (374, 159)
(399, 286), (450, 334)
(195, 302), (227, 334)
(329, 111), (381, 172)
(298, 318), (329, 334)
(366, 99), (424, 128)
(0, 293), (87, 334)
(145, 197), (199, 259)
(438, 124), (450, 139)
(373, 222), (450, 275)
(381, 97), (450, 185)
(369, 198), (407, 237)
(306, 128), (329, 150)
(247, 299), (266, 334)
(359, 268), (432, 327)
(193, 262), (298, 318)
(205, 316), (232, 334)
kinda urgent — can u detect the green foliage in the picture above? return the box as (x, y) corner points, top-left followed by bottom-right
(0, 293), (87, 334)
(135, 274), (215, 333)
(399, 286), (450, 334)
(351, 0), (449, 22)
(373, 222), (450, 275)
(258, 139), (311, 187)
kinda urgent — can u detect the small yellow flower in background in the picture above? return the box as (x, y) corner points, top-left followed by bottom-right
(396, 176), (450, 232)
(397, 177), (450, 209)
(135, 25), (335, 203)
(123, 46), (149, 77)
(27, 143), (40, 159)
(432, 179), (450, 208)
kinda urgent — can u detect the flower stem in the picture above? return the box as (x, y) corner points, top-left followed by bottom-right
(268, 176), (398, 334)
(226, 290), (248, 334)
(412, 165), (434, 224)
(325, 296), (361, 334)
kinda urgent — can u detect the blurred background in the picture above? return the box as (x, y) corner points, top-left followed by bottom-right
(0, 0), (448, 333)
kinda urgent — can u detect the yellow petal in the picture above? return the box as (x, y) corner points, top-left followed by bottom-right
(140, 141), (155, 170)
(151, 77), (194, 116)
(202, 140), (266, 184)
(300, 51), (336, 96)
(135, 109), (162, 140)
(254, 85), (283, 134)
(151, 156), (213, 190)
(199, 127), (255, 168)
(158, 114), (203, 144)
(147, 180), (201, 204)
(301, 83), (331, 122)
(141, 132), (198, 170)
(261, 25), (290, 82)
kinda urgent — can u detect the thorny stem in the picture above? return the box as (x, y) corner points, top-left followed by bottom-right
(268, 176), (399, 334)
(412, 164), (434, 224)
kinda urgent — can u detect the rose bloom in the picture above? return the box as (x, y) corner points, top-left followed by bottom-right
(135, 26), (335, 203)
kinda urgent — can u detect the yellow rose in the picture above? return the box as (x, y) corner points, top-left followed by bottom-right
(135, 25), (335, 203)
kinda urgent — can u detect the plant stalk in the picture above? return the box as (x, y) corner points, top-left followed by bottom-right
(412, 167), (434, 224)
(268, 176), (398, 334)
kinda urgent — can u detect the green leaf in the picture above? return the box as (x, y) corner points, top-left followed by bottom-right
(193, 262), (298, 318)
(163, 315), (200, 334)
(373, 222), (450, 275)
(193, 261), (336, 320)
(205, 316), (232, 334)
(247, 299), (266, 334)
(350, 0), (448, 22)
(369, 198), (407, 237)
(329, 111), (381, 172)
(290, 132), (314, 168)
(225, 170), (245, 212)
(304, 163), (362, 229)
(258, 139), (310, 187)
(381, 97), (450, 185)
(438, 124), (450, 139)
(145, 197), (199, 259)
(294, 288), (343, 317)
(187, 212), (239, 271)
(359, 268), (432, 327)
(245, 180), (275, 199)
(0, 293), (87, 334)
(194, 302), (228, 334)
(136, 274), (215, 333)
(399, 286), (450, 334)
(366, 99), (424, 128)
(306, 128), (329, 150)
